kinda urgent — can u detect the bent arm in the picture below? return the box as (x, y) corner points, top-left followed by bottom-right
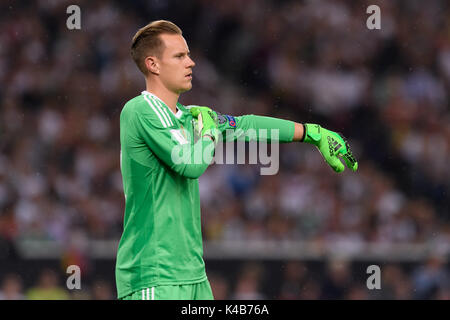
(134, 111), (215, 179)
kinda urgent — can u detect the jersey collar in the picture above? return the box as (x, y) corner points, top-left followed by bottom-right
(141, 90), (183, 119)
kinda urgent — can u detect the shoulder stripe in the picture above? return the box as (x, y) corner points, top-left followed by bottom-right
(160, 104), (174, 126)
(143, 94), (168, 128)
(155, 99), (174, 127)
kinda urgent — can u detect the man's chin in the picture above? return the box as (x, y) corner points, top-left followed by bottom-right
(177, 84), (192, 94)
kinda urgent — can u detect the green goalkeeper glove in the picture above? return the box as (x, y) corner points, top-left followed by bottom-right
(190, 106), (219, 143)
(303, 123), (358, 173)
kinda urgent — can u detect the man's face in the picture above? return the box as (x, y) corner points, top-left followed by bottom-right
(156, 34), (195, 94)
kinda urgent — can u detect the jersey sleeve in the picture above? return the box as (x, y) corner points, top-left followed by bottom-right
(132, 110), (215, 179)
(215, 112), (295, 143)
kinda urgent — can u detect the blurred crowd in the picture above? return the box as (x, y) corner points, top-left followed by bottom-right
(0, 268), (114, 300)
(0, 256), (448, 300)
(0, 0), (448, 299)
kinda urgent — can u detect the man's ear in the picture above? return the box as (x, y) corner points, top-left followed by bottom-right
(145, 56), (159, 75)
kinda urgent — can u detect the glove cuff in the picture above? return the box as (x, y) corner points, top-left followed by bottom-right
(299, 123), (306, 142)
(303, 123), (322, 145)
(203, 127), (219, 144)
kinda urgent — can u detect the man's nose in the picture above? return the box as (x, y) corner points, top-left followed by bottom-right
(187, 56), (195, 68)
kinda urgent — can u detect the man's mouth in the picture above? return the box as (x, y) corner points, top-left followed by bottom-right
(186, 73), (192, 79)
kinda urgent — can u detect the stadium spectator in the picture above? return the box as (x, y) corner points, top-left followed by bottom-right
(0, 273), (25, 300)
(26, 269), (70, 300)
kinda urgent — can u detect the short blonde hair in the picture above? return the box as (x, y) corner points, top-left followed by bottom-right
(131, 20), (182, 75)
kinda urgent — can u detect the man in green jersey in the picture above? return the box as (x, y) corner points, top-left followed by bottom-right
(116, 20), (358, 300)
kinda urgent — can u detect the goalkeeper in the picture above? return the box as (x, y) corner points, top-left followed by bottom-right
(116, 20), (358, 300)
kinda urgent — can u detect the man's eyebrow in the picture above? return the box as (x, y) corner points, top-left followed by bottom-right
(173, 50), (190, 56)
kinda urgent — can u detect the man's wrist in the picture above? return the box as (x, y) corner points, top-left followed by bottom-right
(300, 123), (306, 142)
(293, 122), (306, 142)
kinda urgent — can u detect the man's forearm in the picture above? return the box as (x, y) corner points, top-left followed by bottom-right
(218, 114), (306, 143)
(227, 114), (296, 143)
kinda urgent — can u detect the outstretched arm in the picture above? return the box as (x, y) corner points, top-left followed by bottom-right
(190, 108), (358, 173)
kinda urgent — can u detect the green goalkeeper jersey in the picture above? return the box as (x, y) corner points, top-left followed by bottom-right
(116, 90), (295, 299)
